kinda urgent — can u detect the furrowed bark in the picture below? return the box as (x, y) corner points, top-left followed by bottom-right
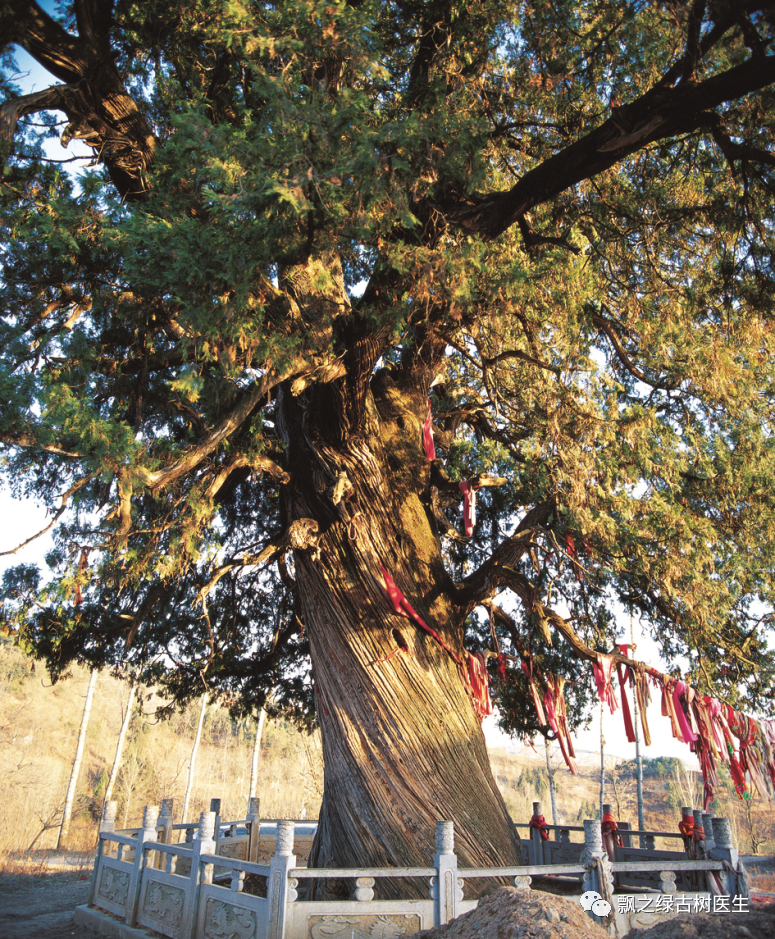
(277, 379), (521, 897)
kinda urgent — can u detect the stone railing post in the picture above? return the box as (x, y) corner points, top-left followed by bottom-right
(266, 820), (297, 939)
(89, 825), (108, 906)
(581, 819), (613, 925)
(127, 804), (159, 926)
(430, 821), (461, 926)
(702, 814), (716, 854)
(247, 797), (261, 863)
(530, 801), (544, 865)
(156, 798), (174, 869)
(710, 817), (745, 898)
(692, 810), (705, 858)
(184, 811), (217, 939)
(210, 798), (222, 854)
(680, 805), (693, 856)
(100, 800), (117, 835)
(159, 798), (174, 842)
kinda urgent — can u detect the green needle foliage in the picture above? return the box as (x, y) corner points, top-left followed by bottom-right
(2, 0), (775, 735)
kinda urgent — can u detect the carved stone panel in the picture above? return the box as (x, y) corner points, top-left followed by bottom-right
(203, 898), (258, 939)
(543, 843), (583, 864)
(141, 881), (185, 932)
(614, 847), (692, 891)
(219, 842), (248, 860)
(97, 867), (130, 907)
(307, 914), (422, 939)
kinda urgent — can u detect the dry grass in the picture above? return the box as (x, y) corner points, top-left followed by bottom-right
(749, 869), (775, 892)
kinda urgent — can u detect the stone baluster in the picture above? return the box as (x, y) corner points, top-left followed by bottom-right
(354, 877), (375, 901)
(266, 821), (298, 939)
(247, 796), (261, 863)
(127, 805), (159, 926)
(430, 821), (461, 926)
(710, 817), (744, 898)
(230, 867), (246, 893)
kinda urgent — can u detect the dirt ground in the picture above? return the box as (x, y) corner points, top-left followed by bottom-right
(2, 872), (775, 939)
(0, 870), (102, 939)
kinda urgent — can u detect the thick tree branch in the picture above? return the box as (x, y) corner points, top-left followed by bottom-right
(454, 500), (556, 611)
(590, 312), (680, 390)
(438, 53), (775, 239)
(2, 0), (154, 198)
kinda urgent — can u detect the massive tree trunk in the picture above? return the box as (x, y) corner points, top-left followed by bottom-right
(277, 341), (521, 894)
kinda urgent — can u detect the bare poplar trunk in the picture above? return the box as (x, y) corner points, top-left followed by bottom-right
(544, 736), (559, 826)
(248, 706), (267, 802)
(630, 614), (646, 846)
(57, 669), (98, 850)
(278, 361), (521, 897)
(181, 693), (208, 822)
(103, 680), (137, 811)
(599, 702), (605, 820)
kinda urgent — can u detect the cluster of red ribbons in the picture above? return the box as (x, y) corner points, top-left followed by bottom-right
(543, 674), (579, 775)
(376, 563), (492, 722)
(422, 399), (483, 539)
(592, 653), (619, 715)
(529, 813), (550, 841)
(520, 659), (579, 775)
(678, 811), (694, 851)
(590, 647), (775, 809)
(421, 398), (773, 802)
(467, 652), (493, 721)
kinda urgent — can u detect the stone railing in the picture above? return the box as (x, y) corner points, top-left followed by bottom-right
(75, 802), (747, 939)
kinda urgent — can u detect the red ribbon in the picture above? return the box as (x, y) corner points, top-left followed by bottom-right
(422, 399), (435, 461)
(601, 812), (623, 848)
(616, 644), (636, 744)
(458, 480), (480, 537)
(529, 814), (550, 841)
(378, 564), (462, 666)
(467, 652), (492, 721)
(496, 652), (508, 683)
(593, 653), (619, 714)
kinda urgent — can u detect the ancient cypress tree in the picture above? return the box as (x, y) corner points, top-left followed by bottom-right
(2, 0), (775, 881)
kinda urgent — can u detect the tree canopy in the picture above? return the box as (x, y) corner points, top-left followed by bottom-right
(2, 0), (775, 807)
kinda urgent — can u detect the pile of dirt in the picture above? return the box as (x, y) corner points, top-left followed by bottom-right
(414, 887), (775, 939)
(417, 887), (611, 939)
(622, 901), (775, 939)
